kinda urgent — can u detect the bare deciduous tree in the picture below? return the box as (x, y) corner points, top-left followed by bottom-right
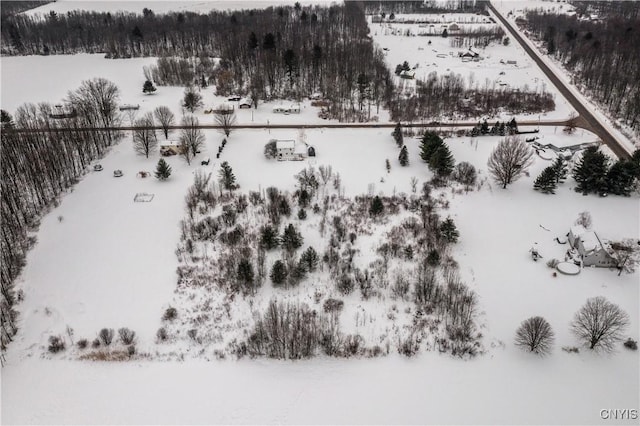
(133, 112), (157, 158)
(179, 115), (205, 165)
(319, 165), (333, 186)
(515, 316), (555, 355)
(215, 109), (237, 137)
(154, 106), (175, 139)
(487, 136), (534, 189)
(571, 296), (630, 351)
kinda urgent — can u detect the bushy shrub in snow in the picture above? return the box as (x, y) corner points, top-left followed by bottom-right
(623, 338), (637, 350)
(77, 339), (88, 350)
(156, 327), (168, 342)
(48, 335), (66, 353)
(323, 298), (344, 313)
(98, 328), (114, 346)
(163, 307), (178, 321)
(118, 328), (136, 345)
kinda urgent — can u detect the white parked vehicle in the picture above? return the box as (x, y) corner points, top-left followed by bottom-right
(113, 170), (123, 177)
(94, 164), (103, 171)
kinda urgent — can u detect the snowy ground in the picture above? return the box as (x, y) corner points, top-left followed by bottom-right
(368, 14), (575, 122)
(2, 125), (638, 424)
(0, 54), (391, 125)
(1, 7), (638, 423)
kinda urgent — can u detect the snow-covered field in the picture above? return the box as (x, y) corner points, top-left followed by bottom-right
(2, 4), (639, 424)
(0, 54), (390, 125)
(2, 125), (638, 424)
(368, 14), (575, 121)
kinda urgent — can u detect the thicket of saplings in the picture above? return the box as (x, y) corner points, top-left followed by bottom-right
(362, 0), (487, 15)
(522, 9), (640, 136)
(0, 78), (122, 355)
(389, 70), (555, 122)
(48, 326), (139, 360)
(168, 162), (480, 360)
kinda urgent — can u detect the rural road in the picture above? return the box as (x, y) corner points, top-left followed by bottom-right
(488, 1), (632, 159)
(10, 119), (573, 133)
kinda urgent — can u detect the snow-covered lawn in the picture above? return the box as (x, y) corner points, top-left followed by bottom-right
(2, 124), (638, 424)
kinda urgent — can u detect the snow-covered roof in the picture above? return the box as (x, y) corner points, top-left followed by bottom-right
(276, 140), (295, 150)
(569, 225), (587, 238)
(579, 231), (600, 253)
(294, 143), (307, 155)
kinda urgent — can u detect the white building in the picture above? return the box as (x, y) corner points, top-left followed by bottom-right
(273, 104), (301, 114)
(276, 140), (306, 161)
(567, 225), (617, 267)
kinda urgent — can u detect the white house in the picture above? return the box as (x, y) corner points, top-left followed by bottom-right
(160, 141), (185, 156)
(273, 104), (301, 114)
(238, 98), (252, 109)
(275, 140), (307, 161)
(567, 225), (617, 267)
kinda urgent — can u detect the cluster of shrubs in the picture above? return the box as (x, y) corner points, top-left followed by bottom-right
(48, 327), (137, 358)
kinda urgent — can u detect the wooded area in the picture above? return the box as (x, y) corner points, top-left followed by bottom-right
(523, 7), (640, 136)
(0, 79), (122, 354)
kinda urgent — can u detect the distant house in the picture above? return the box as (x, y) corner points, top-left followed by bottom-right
(399, 70), (415, 79)
(119, 104), (140, 111)
(459, 49), (479, 60)
(49, 104), (77, 119)
(448, 23), (460, 32)
(238, 98), (252, 109)
(160, 141), (185, 156)
(371, 14), (383, 23)
(567, 225), (617, 267)
(273, 104), (301, 114)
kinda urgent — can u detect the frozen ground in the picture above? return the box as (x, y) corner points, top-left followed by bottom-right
(0, 54), (390, 125)
(1, 6), (638, 423)
(368, 14), (575, 122)
(2, 125), (638, 424)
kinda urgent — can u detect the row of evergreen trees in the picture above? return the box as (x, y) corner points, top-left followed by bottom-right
(470, 118), (519, 137)
(572, 147), (640, 196)
(534, 147), (640, 196)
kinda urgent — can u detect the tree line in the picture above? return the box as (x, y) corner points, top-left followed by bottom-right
(0, 78), (122, 357)
(522, 10), (640, 137)
(389, 70), (555, 122)
(1, 3), (393, 122)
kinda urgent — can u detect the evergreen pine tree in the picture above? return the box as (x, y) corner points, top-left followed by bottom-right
(429, 144), (455, 178)
(399, 145), (409, 166)
(369, 196), (384, 216)
(260, 225), (280, 250)
(551, 156), (568, 183)
(270, 260), (288, 286)
(480, 119), (490, 135)
(300, 246), (319, 272)
(420, 131), (444, 163)
(392, 122), (403, 147)
(572, 146), (609, 194)
(281, 224), (303, 253)
(154, 158), (172, 180)
(605, 160), (636, 196)
(533, 166), (558, 194)
(439, 218), (459, 243)
(386, 158), (391, 173)
(236, 259), (255, 292)
(298, 208), (307, 220)
(143, 79), (157, 94)
(218, 161), (237, 191)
